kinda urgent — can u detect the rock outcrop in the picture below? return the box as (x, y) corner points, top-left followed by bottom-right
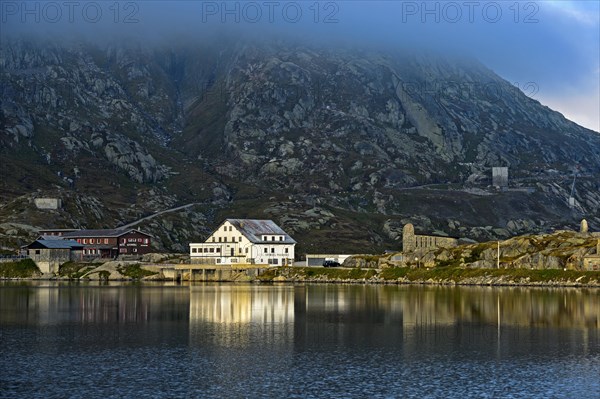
(1, 37), (599, 252)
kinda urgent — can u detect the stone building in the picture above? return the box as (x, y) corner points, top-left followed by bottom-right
(402, 223), (458, 253)
(22, 239), (83, 274)
(582, 240), (600, 271)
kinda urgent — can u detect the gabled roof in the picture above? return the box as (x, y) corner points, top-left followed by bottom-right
(61, 229), (152, 238)
(23, 240), (83, 250)
(224, 219), (296, 244)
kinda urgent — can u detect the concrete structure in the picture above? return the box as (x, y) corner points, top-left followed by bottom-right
(34, 198), (62, 210)
(402, 223), (458, 253)
(22, 239), (83, 273)
(305, 254), (353, 267)
(176, 263), (268, 281)
(492, 167), (509, 188)
(190, 219), (296, 266)
(582, 240), (600, 271)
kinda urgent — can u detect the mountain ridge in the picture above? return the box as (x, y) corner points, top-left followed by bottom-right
(1, 37), (599, 253)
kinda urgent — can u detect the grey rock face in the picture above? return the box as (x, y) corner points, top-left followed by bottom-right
(1, 38), (599, 252)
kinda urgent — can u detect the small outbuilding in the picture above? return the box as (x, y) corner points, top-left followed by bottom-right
(22, 239), (83, 274)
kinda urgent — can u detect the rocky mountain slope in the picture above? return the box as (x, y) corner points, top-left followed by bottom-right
(1, 37), (599, 253)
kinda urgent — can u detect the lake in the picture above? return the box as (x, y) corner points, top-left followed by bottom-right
(0, 282), (598, 398)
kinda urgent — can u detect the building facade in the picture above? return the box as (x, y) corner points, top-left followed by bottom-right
(402, 223), (458, 253)
(57, 229), (153, 258)
(190, 219), (296, 266)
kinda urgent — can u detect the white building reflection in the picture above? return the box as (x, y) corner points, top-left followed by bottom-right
(188, 284), (295, 347)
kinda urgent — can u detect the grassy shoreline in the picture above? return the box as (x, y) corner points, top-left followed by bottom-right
(256, 266), (600, 286)
(1, 260), (599, 287)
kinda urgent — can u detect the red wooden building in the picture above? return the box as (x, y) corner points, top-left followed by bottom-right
(55, 229), (153, 258)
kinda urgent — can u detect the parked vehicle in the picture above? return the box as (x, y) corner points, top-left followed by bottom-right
(323, 260), (341, 267)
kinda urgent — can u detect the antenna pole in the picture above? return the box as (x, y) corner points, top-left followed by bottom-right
(497, 241), (500, 269)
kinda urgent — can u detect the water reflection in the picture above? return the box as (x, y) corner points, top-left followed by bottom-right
(300, 285), (600, 329)
(0, 282), (189, 325)
(1, 283), (597, 332)
(188, 284), (295, 348)
(0, 283), (598, 398)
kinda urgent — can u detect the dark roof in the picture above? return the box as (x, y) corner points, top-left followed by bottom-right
(61, 229), (152, 238)
(23, 240), (83, 250)
(225, 219), (296, 244)
(38, 235), (66, 240)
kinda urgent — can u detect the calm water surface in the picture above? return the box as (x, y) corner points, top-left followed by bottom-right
(0, 282), (598, 398)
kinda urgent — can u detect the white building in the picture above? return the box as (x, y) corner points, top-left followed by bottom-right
(190, 219), (296, 266)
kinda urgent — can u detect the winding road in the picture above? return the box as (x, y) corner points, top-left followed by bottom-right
(119, 202), (203, 229)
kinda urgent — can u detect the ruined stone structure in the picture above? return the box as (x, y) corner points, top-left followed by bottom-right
(402, 223), (458, 253)
(582, 239), (600, 271)
(34, 198), (62, 210)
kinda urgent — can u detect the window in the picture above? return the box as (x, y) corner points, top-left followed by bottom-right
(121, 238), (126, 244)
(212, 237), (215, 242)
(231, 237), (235, 243)
(218, 237), (222, 242)
(263, 236), (267, 241)
(83, 239), (87, 244)
(229, 226), (232, 231)
(143, 238), (149, 244)
(204, 248), (208, 253)
(239, 237), (243, 242)
(138, 238), (142, 243)
(192, 248), (197, 253)
(245, 248), (249, 254)
(133, 248), (137, 253)
(35, 250), (40, 255)
(224, 226), (227, 231)
(264, 248), (268, 253)
(216, 248), (221, 253)
(104, 239), (108, 244)
(279, 236), (283, 241)
(216, 259), (221, 263)
(271, 248), (275, 253)
(271, 236), (275, 241)
(285, 248), (289, 253)
(209, 248), (214, 253)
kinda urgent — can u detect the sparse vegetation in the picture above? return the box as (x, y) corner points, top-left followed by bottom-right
(257, 266), (599, 285)
(0, 259), (41, 278)
(59, 262), (96, 279)
(116, 263), (157, 279)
